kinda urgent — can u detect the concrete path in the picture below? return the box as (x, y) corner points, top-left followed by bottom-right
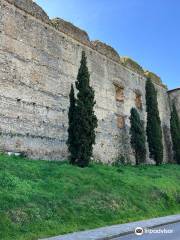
(40, 214), (180, 240)
(114, 222), (180, 240)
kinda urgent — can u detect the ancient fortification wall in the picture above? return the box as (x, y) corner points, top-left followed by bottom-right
(168, 89), (180, 119)
(0, 0), (177, 163)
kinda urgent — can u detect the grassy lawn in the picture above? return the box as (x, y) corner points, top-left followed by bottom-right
(0, 154), (179, 240)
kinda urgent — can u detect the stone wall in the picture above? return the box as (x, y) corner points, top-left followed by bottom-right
(5, 0), (50, 23)
(0, 0), (176, 163)
(168, 89), (180, 119)
(51, 18), (90, 45)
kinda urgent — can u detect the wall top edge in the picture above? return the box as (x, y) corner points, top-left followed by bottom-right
(168, 88), (180, 93)
(4, 0), (169, 90)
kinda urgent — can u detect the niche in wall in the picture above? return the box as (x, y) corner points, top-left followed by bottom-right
(117, 115), (125, 129)
(135, 91), (142, 109)
(114, 84), (124, 102)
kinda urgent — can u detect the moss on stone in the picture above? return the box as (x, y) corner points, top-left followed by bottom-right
(144, 71), (167, 89)
(120, 57), (144, 75)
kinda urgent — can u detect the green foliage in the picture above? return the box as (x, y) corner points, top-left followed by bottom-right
(145, 78), (163, 165)
(67, 84), (77, 164)
(130, 108), (146, 165)
(72, 51), (98, 167)
(113, 155), (126, 166)
(0, 154), (180, 240)
(170, 103), (180, 164)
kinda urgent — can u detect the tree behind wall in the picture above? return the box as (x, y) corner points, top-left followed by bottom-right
(70, 51), (97, 167)
(170, 103), (180, 164)
(145, 78), (163, 165)
(130, 108), (146, 165)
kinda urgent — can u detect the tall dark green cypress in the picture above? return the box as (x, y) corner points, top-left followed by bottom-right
(170, 103), (180, 164)
(67, 84), (77, 164)
(130, 108), (146, 165)
(146, 78), (163, 165)
(75, 51), (98, 167)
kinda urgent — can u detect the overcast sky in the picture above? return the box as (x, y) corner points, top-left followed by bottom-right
(36, 0), (180, 90)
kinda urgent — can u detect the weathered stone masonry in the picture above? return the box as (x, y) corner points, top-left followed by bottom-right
(0, 0), (179, 163)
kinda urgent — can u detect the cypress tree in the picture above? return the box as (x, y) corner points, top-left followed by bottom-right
(75, 51), (98, 167)
(130, 108), (146, 165)
(67, 84), (77, 164)
(145, 78), (163, 165)
(170, 103), (180, 164)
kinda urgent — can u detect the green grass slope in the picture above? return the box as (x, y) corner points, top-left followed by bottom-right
(0, 154), (179, 240)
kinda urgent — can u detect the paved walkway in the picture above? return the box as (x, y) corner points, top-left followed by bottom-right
(40, 214), (180, 240)
(114, 222), (180, 240)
